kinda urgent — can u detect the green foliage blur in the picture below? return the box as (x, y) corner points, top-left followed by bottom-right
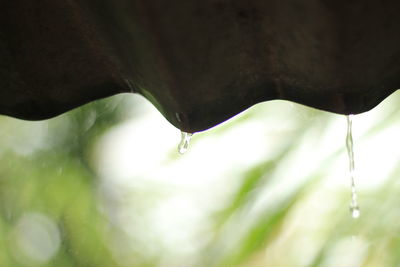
(1, 91), (400, 267)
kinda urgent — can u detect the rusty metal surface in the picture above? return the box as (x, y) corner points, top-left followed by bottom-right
(1, 1), (400, 132)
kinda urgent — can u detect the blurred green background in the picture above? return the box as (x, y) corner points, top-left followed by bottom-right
(1, 91), (400, 267)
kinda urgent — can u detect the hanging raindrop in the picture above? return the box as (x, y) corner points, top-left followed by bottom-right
(178, 131), (193, 154)
(345, 115), (360, 219)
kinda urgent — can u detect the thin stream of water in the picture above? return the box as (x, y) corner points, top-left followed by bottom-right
(346, 115), (360, 218)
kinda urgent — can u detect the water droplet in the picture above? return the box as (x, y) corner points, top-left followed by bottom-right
(178, 131), (193, 154)
(350, 204), (360, 219)
(346, 115), (360, 219)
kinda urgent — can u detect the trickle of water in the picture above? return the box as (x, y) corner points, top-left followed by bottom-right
(178, 131), (193, 154)
(346, 115), (360, 219)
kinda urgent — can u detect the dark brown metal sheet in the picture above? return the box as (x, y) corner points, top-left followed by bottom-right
(1, 1), (400, 132)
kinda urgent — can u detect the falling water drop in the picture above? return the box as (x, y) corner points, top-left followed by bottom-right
(350, 205), (360, 219)
(346, 115), (360, 219)
(178, 131), (193, 154)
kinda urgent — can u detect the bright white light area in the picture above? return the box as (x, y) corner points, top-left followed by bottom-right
(10, 212), (61, 266)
